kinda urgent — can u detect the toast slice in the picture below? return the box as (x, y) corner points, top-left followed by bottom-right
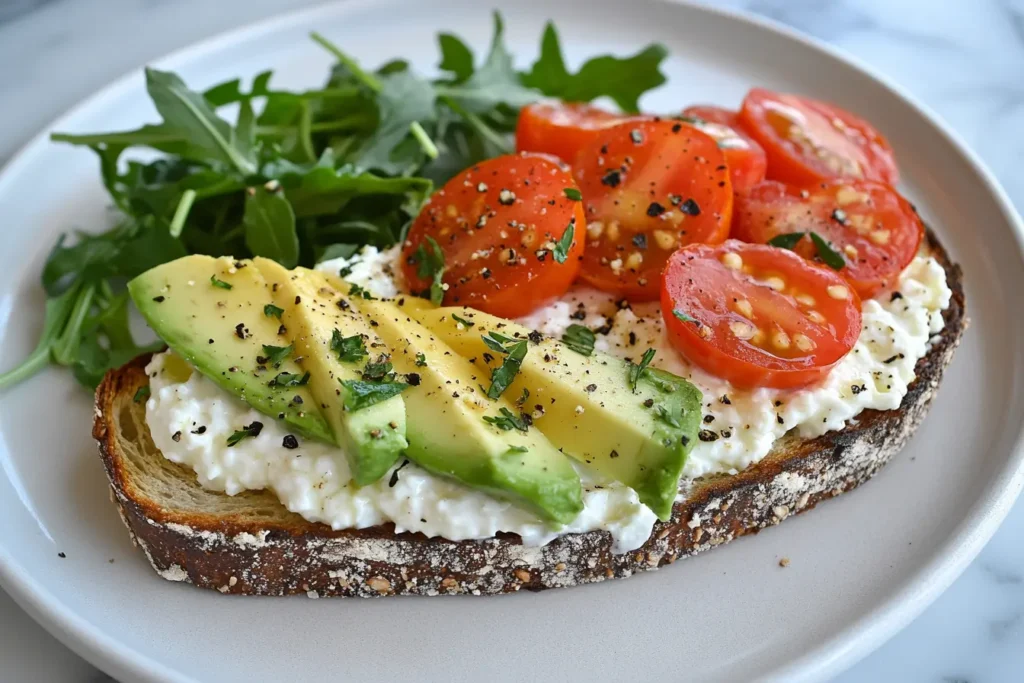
(93, 232), (966, 597)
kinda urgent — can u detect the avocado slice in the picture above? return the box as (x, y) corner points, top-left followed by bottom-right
(411, 307), (702, 520)
(354, 297), (583, 525)
(128, 255), (331, 442)
(254, 258), (408, 485)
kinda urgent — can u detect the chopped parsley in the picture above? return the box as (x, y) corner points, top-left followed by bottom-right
(331, 329), (367, 363)
(672, 309), (696, 323)
(654, 404), (682, 428)
(268, 371), (309, 387)
(260, 343), (293, 368)
(226, 421), (263, 447)
(483, 407), (529, 432)
(133, 386), (150, 403)
(553, 222), (575, 264)
(561, 324), (595, 356)
(516, 387), (530, 406)
(340, 378), (410, 412)
(263, 303), (284, 319)
(210, 275), (233, 290)
(563, 187), (582, 201)
(415, 352), (428, 367)
(348, 283), (376, 300)
(767, 232), (806, 250)
(413, 236), (446, 306)
(628, 348), (656, 393)
(508, 445), (529, 453)
(808, 232), (846, 270)
(481, 331), (528, 399)
(361, 357), (395, 381)
(452, 313), (475, 328)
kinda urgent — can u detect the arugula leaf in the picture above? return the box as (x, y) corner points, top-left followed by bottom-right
(357, 70), (439, 174)
(268, 371), (310, 387)
(227, 421), (264, 447)
(483, 406), (529, 432)
(768, 232), (805, 250)
(438, 33), (475, 83)
(412, 236), (446, 305)
(809, 232), (846, 270)
(561, 324), (594, 356)
(341, 378), (410, 412)
(553, 222), (575, 263)
(628, 348), (657, 393)
(243, 186), (299, 269)
(521, 22), (668, 112)
(260, 343), (293, 367)
(264, 303), (284, 319)
(331, 329), (367, 363)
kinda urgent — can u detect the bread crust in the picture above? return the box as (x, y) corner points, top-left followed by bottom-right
(94, 233), (965, 597)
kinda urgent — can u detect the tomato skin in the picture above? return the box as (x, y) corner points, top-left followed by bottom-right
(681, 106), (767, 194)
(402, 153), (584, 319)
(572, 119), (733, 301)
(515, 102), (633, 164)
(732, 180), (924, 298)
(661, 240), (862, 389)
(738, 88), (899, 187)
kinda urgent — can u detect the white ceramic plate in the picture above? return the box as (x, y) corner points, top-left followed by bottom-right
(1, 1), (1022, 681)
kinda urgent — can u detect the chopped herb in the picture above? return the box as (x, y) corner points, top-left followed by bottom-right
(563, 187), (582, 201)
(483, 407), (529, 432)
(561, 324), (595, 356)
(331, 329), (367, 363)
(655, 404), (682, 428)
(809, 232), (846, 270)
(672, 309), (696, 323)
(768, 232), (805, 250)
(516, 387), (530, 406)
(210, 275), (233, 290)
(628, 348), (656, 393)
(226, 421), (263, 447)
(260, 343), (293, 367)
(133, 386), (150, 403)
(452, 313), (475, 328)
(268, 371), (309, 387)
(508, 445), (528, 453)
(413, 236), (446, 306)
(263, 303), (284, 319)
(340, 378), (410, 412)
(553, 222), (575, 264)
(361, 357), (394, 381)
(348, 283), (376, 300)
(415, 352), (428, 367)
(481, 332), (528, 399)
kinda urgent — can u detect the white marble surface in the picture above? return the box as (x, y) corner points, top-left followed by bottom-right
(0, 0), (1022, 680)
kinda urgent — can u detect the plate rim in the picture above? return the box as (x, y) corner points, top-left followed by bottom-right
(0, 1), (1022, 681)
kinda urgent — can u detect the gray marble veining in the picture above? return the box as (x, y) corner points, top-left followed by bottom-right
(0, 0), (1022, 680)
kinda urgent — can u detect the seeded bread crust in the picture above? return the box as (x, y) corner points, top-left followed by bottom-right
(93, 233), (965, 598)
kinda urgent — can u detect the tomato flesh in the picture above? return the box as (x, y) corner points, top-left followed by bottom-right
(572, 119), (732, 301)
(681, 105), (767, 193)
(732, 180), (923, 298)
(738, 88), (899, 186)
(515, 102), (632, 164)
(402, 153), (584, 318)
(661, 240), (862, 389)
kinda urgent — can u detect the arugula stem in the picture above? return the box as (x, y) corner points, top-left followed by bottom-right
(409, 121), (439, 159)
(441, 96), (513, 155)
(169, 189), (197, 238)
(50, 130), (181, 146)
(298, 102), (317, 163)
(0, 346), (52, 389)
(309, 32), (382, 93)
(52, 284), (96, 366)
(254, 115), (372, 138)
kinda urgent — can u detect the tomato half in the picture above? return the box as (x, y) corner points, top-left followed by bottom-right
(572, 119), (732, 301)
(662, 240), (862, 389)
(515, 102), (633, 164)
(732, 180), (924, 298)
(402, 153), (584, 318)
(738, 88), (899, 186)
(681, 105), (767, 194)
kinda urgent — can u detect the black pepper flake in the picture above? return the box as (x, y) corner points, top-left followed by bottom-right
(282, 435), (299, 449)
(643, 398), (655, 408)
(720, 395), (732, 405)
(277, 325), (287, 336)
(294, 296), (301, 304)
(646, 202), (666, 217)
(698, 429), (719, 442)
(680, 435), (690, 446)
(777, 414), (785, 425)
(594, 323), (613, 335)
(671, 123), (682, 133)
(406, 372), (421, 386)
(208, 339), (215, 344)
(851, 384), (867, 395)
(337, 299), (350, 310)
(570, 309), (586, 321)
(152, 295), (165, 303)
(388, 460), (410, 487)
(601, 169), (622, 187)
(292, 395), (303, 404)
(172, 431), (182, 442)
(720, 429), (732, 438)
(234, 323), (248, 339)
(703, 414), (715, 423)
(679, 198), (701, 216)
(609, 449), (620, 458)
(883, 354), (904, 364)
(628, 331), (637, 346)
(528, 330), (543, 344)
(191, 426), (207, 435)
(632, 233), (648, 250)
(890, 291), (904, 302)
(585, 383), (597, 393)
(58, 552), (66, 558)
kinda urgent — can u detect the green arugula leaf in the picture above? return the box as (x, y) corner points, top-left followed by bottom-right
(483, 406), (529, 432)
(260, 343), (293, 367)
(331, 329), (367, 363)
(357, 70), (439, 174)
(268, 371), (310, 388)
(561, 324), (594, 356)
(438, 33), (475, 83)
(412, 236), (446, 305)
(264, 303), (284, 319)
(768, 232), (806, 250)
(628, 348), (657, 393)
(340, 378), (410, 412)
(227, 421), (264, 447)
(243, 186), (299, 269)
(809, 232), (846, 270)
(553, 222), (575, 264)
(521, 22), (668, 112)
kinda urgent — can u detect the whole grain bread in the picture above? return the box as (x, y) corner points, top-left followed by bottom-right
(93, 232), (965, 598)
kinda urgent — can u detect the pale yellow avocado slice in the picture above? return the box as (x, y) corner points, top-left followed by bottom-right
(410, 306), (702, 520)
(254, 258), (408, 485)
(352, 297), (583, 525)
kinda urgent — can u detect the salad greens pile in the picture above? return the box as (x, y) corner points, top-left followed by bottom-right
(0, 14), (668, 390)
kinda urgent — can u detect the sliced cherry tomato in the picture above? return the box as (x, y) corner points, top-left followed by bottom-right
(681, 105), (767, 193)
(738, 88), (899, 186)
(402, 153), (584, 318)
(572, 119), (732, 301)
(515, 102), (633, 164)
(661, 240), (862, 389)
(732, 180), (924, 298)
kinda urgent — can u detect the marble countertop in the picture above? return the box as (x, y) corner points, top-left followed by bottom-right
(1, 0), (1022, 680)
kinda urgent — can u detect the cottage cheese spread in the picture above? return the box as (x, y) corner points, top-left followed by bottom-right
(144, 246), (950, 553)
